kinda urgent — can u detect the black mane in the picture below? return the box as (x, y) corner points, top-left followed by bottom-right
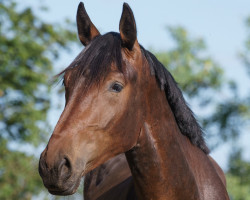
(62, 32), (209, 154)
(141, 46), (209, 154)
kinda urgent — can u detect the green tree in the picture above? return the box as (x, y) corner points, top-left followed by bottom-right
(0, 1), (76, 199)
(226, 149), (250, 200)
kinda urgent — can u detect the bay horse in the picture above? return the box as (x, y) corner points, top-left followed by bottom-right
(39, 2), (229, 199)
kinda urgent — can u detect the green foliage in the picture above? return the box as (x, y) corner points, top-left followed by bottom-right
(0, 140), (42, 199)
(0, 0), (77, 199)
(226, 150), (250, 200)
(227, 174), (250, 200)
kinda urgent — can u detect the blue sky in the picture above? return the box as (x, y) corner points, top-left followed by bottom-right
(22, 0), (250, 169)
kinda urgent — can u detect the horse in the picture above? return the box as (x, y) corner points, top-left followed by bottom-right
(39, 2), (229, 199)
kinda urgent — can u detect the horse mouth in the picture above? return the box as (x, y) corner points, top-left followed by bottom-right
(47, 176), (82, 196)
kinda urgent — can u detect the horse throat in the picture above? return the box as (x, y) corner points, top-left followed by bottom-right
(125, 82), (201, 200)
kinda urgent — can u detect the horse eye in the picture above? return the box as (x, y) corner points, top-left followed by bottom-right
(110, 82), (123, 93)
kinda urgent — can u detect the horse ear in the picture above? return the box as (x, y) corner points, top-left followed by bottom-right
(77, 2), (100, 46)
(119, 3), (137, 50)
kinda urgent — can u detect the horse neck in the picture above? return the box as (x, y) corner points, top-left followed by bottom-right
(125, 76), (201, 200)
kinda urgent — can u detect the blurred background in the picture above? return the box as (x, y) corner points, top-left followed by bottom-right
(0, 0), (250, 199)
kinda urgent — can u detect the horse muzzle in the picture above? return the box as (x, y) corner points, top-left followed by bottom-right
(38, 152), (82, 195)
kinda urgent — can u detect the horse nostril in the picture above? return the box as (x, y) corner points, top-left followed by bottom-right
(59, 157), (72, 180)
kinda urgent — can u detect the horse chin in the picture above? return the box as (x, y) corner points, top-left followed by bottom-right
(47, 175), (82, 196)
